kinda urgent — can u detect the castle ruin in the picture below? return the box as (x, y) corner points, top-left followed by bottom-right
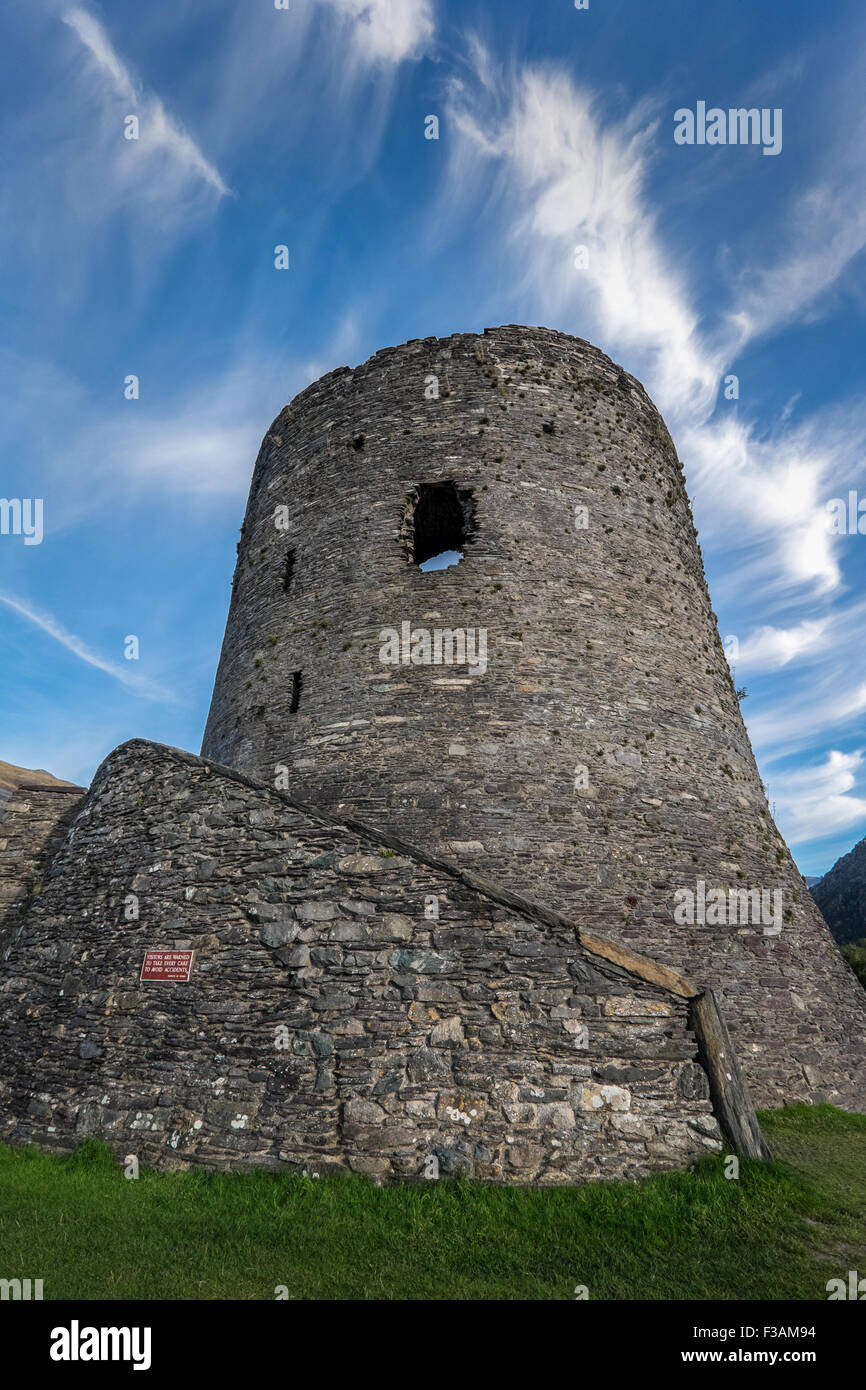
(1, 326), (862, 1183)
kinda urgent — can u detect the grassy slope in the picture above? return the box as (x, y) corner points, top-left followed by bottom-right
(0, 1105), (863, 1301)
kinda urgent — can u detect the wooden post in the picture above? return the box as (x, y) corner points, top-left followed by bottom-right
(690, 989), (773, 1160)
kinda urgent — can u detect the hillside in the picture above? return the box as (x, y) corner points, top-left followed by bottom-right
(0, 760), (79, 795)
(811, 836), (866, 945)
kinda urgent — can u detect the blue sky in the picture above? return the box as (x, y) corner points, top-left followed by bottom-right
(1, 0), (865, 876)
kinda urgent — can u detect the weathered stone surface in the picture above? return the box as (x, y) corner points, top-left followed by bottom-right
(0, 741), (721, 1183)
(429, 1017), (465, 1047)
(200, 325), (865, 1113)
(0, 766), (85, 957)
(259, 921), (299, 948)
(580, 1084), (632, 1112)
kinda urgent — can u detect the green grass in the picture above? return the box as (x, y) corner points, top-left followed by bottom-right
(0, 1105), (863, 1300)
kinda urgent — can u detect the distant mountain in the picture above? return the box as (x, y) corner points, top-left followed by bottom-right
(0, 761), (79, 795)
(804, 875), (823, 888)
(811, 837), (866, 945)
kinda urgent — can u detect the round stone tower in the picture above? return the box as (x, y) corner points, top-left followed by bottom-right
(202, 325), (866, 1111)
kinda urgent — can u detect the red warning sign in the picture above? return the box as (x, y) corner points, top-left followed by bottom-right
(140, 950), (194, 982)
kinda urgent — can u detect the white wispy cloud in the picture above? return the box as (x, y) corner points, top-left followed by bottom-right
(61, 6), (231, 201)
(729, 197), (866, 350)
(445, 57), (720, 419)
(735, 618), (832, 672)
(727, 104), (866, 351)
(732, 595), (866, 773)
(0, 592), (173, 701)
(677, 413), (856, 599)
(206, 0), (430, 162)
(319, 0), (435, 65)
(103, 414), (259, 497)
(732, 592), (866, 676)
(748, 678), (866, 755)
(768, 750), (866, 846)
(48, 313), (367, 500)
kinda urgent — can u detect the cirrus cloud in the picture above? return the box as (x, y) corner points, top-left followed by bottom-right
(62, 6), (231, 199)
(319, 0), (435, 65)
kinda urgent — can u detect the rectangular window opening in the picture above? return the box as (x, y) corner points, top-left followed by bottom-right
(283, 548), (296, 594)
(290, 671), (303, 713)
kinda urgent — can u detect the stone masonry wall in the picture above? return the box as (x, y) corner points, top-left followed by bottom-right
(0, 775), (85, 958)
(201, 324), (866, 1111)
(0, 740), (722, 1183)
